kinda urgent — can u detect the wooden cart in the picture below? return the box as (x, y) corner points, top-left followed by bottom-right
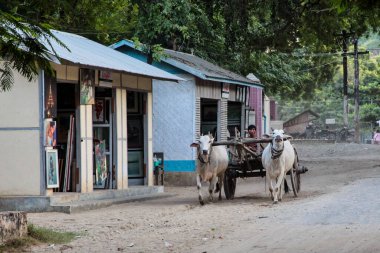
(212, 135), (308, 200)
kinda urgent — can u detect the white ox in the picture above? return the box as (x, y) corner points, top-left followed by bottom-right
(262, 129), (295, 203)
(191, 134), (229, 205)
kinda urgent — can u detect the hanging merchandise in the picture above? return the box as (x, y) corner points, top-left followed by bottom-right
(95, 140), (107, 187)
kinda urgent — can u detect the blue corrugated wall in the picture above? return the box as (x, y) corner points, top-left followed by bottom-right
(153, 76), (196, 172)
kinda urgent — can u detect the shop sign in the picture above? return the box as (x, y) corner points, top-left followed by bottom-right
(221, 83), (230, 99)
(99, 70), (113, 88)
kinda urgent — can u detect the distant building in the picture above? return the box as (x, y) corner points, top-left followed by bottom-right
(283, 109), (319, 136)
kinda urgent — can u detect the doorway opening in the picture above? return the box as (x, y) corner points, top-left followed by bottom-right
(127, 91), (145, 186)
(56, 82), (77, 192)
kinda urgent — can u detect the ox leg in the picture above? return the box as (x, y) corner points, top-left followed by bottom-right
(266, 173), (274, 201)
(208, 177), (218, 202)
(278, 178), (283, 201)
(273, 171), (285, 204)
(218, 175), (224, 201)
(197, 174), (204, 205)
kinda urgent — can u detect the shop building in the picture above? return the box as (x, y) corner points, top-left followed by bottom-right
(111, 40), (263, 185)
(0, 30), (182, 205)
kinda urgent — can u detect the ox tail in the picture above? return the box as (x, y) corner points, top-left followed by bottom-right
(284, 179), (289, 193)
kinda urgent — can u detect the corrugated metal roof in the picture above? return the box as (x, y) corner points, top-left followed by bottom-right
(163, 49), (262, 87)
(111, 40), (262, 88)
(44, 30), (182, 82)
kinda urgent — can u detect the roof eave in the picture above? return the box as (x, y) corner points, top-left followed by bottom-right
(162, 58), (207, 79)
(204, 75), (263, 88)
(57, 59), (181, 83)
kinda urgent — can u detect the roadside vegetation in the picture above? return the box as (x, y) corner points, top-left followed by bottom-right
(0, 224), (77, 252)
(277, 34), (380, 131)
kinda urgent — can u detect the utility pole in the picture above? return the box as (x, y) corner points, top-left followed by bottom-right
(340, 30), (351, 127)
(351, 38), (369, 143)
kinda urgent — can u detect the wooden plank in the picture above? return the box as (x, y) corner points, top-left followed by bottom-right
(212, 136), (292, 146)
(63, 115), (75, 192)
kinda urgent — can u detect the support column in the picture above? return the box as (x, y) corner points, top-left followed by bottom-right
(218, 99), (228, 141)
(147, 92), (154, 186)
(79, 104), (93, 193)
(116, 88), (128, 189)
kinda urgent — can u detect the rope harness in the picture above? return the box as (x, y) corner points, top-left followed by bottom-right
(270, 141), (284, 160)
(197, 145), (213, 164)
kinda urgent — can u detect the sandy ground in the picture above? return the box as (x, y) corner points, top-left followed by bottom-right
(28, 142), (380, 253)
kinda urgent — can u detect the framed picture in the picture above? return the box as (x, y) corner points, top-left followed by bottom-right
(94, 140), (108, 186)
(46, 149), (59, 188)
(127, 91), (139, 113)
(93, 99), (105, 123)
(80, 68), (95, 105)
(44, 72), (57, 118)
(99, 70), (113, 88)
(44, 119), (57, 147)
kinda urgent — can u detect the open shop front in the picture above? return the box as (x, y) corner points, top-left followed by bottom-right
(46, 65), (154, 195)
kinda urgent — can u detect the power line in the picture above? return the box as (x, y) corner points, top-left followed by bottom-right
(295, 61), (340, 73)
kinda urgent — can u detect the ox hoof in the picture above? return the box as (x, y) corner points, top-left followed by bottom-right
(199, 196), (204, 206)
(273, 200), (278, 204)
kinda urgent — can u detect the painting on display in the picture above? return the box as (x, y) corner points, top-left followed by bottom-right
(80, 68), (95, 105)
(44, 72), (57, 118)
(46, 149), (59, 188)
(44, 119), (57, 147)
(94, 140), (107, 186)
(93, 99), (105, 123)
(99, 70), (113, 87)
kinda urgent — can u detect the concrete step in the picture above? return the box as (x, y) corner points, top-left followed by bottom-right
(0, 186), (169, 213)
(50, 192), (172, 214)
(50, 186), (164, 205)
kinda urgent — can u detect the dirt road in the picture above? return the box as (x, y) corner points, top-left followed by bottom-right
(29, 142), (380, 253)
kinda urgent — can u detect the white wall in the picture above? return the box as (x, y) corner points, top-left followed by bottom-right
(263, 95), (270, 134)
(0, 66), (41, 195)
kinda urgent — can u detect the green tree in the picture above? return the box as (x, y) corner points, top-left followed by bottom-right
(0, 9), (65, 91)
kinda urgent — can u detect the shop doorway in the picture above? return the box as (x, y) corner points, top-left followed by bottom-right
(93, 87), (113, 189)
(127, 91), (144, 185)
(56, 82), (77, 192)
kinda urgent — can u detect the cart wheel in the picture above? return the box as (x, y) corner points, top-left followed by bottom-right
(290, 149), (301, 197)
(224, 169), (236, 200)
(290, 165), (300, 197)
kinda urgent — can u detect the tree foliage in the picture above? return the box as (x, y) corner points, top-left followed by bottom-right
(1, 0), (379, 102)
(278, 34), (380, 127)
(0, 9), (65, 91)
